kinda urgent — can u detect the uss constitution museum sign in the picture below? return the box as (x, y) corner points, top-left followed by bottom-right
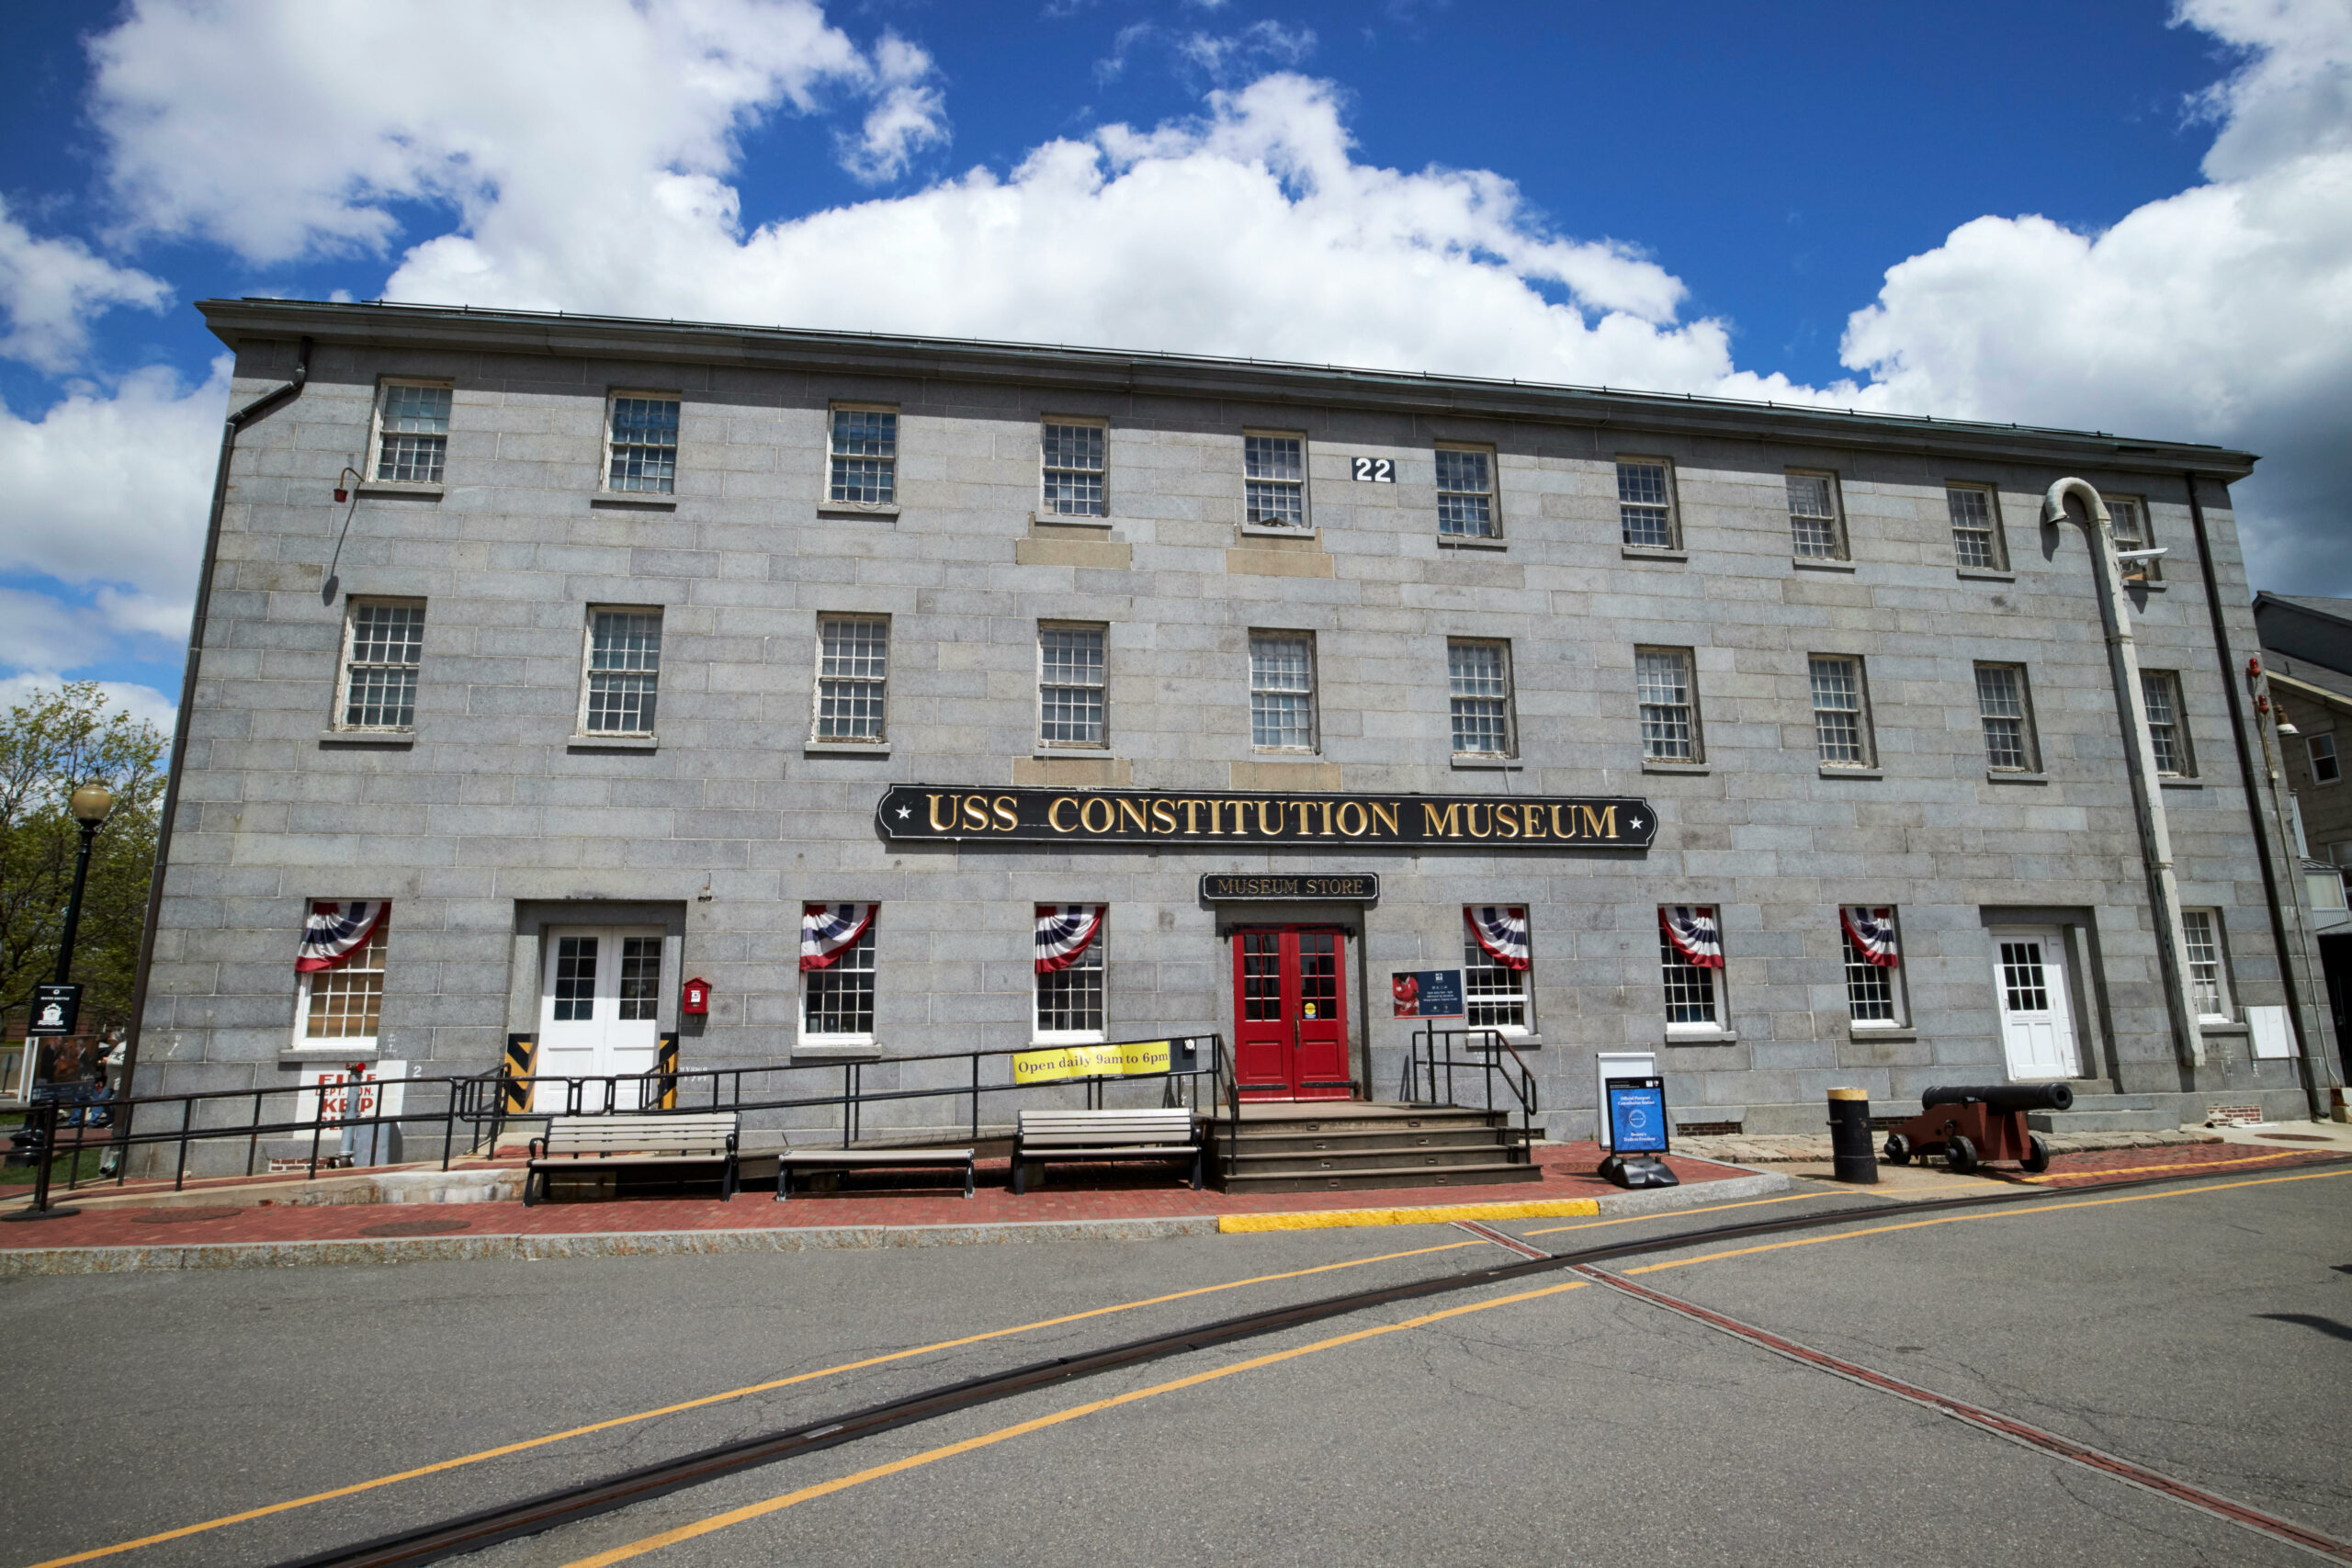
(876, 785), (1657, 849)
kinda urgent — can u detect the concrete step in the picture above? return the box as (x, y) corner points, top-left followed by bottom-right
(2057, 1093), (2158, 1111)
(1225, 1142), (1529, 1176)
(1215, 1126), (1511, 1156)
(2030, 1108), (2182, 1134)
(1220, 1161), (1545, 1193)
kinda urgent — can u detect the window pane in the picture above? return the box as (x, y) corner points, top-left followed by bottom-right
(587, 611), (662, 733)
(376, 385), (450, 483)
(1250, 634), (1315, 750)
(804, 922), (876, 1035)
(1948, 487), (1998, 570)
(305, 916), (390, 1039)
(1658, 914), (1718, 1025)
(609, 397), (679, 493)
(1035, 931), (1105, 1034)
(1244, 435), (1305, 526)
(1788, 473), (1839, 558)
(617, 937), (662, 1021)
(1843, 924), (1897, 1022)
(1435, 449), (1495, 537)
(1637, 649), (1695, 761)
(1241, 931), (1282, 1022)
(1448, 641), (1510, 755)
(1619, 461), (1673, 548)
(1040, 626), (1106, 744)
(1976, 664), (2029, 770)
(2110, 499), (2159, 581)
(2182, 909), (2225, 1017)
(2143, 671), (2186, 775)
(2000, 941), (2050, 1012)
(1042, 423), (1106, 517)
(830, 409), (898, 503)
(344, 602), (425, 729)
(552, 934), (596, 1023)
(1809, 655), (1866, 764)
(2312, 734), (2341, 784)
(1463, 928), (1527, 1029)
(817, 617), (888, 741)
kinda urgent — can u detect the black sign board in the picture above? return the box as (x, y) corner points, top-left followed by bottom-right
(878, 786), (1655, 850)
(1202, 873), (1378, 901)
(27, 983), (81, 1038)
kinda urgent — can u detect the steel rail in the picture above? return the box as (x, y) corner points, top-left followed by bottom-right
(269, 1155), (2350, 1568)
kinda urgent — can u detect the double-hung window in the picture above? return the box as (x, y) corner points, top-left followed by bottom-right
(2180, 908), (2231, 1021)
(1618, 458), (1679, 550)
(1947, 484), (2005, 570)
(1243, 433), (1306, 528)
(2311, 733), (2342, 785)
(582, 608), (662, 736)
(1840, 906), (1904, 1026)
(1250, 633), (1317, 750)
(605, 394), (680, 494)
(2109, 496), (2158, 581)
(1463, 907), (1532, 1032)
(829, 406), (898, 505)
(1786, 470), (1847, 560)
(1637, 648), (1702, 762)
(2141, 671), (2193, 777)
(814, 616), (888, 743)
(1658, 906), (1724, 1030)
(1035, 906), (1107, 1042)
(1447, 639), (1514, 757)
(370, 381), (451, 484)
(1039, 624), (1107, 747)
(1809, 655), (1872, 767)
(1041, 421), (1106, 517)
(800, 904), (877, 1047)
(1435, 446), (1498, 539)
(1974, 662), (2038, 773)
(295, 901), (390, 1051)
(336, 599), (425, 731)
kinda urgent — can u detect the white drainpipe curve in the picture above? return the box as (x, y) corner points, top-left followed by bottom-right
(2041, 478), (2205, 1072)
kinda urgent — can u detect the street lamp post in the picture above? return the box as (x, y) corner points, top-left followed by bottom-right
(4, 783), (115, 1222)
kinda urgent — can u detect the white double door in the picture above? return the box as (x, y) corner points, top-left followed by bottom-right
(537, 927), (665, 1111)
(1992, 927), (2081, 1081)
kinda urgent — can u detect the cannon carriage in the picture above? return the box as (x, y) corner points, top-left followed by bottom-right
(1883, 1083), (2072, 1175)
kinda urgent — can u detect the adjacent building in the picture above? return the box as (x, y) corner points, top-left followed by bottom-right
(2252, 592), (2352, 1075)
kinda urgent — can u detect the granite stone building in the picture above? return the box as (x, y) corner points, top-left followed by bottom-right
(126, 297), (2338, 1152)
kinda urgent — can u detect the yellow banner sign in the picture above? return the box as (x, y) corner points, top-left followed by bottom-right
(1012, 1038), (1173, 1087)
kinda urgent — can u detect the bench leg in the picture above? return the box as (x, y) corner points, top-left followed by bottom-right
(721, 1157), (735, 1201)
(775, 1167), (789, 1201)
(1190, 1149), (1203, 1190)
(964, 1160), (975, 1199)
(1012, 1158), (1025, 1196)
(523, 1168), (538, 1207)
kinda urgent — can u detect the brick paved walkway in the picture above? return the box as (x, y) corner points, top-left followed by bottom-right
(2004, 1140), (2350, 1188)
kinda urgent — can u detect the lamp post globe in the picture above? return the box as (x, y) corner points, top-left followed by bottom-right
(69, 783), (114, 826)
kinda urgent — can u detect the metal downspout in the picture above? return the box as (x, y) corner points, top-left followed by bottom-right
(119, 337), (313, 1100)
(2041, 478), (2203, 1078)
(2182, 476), (2330, 1117)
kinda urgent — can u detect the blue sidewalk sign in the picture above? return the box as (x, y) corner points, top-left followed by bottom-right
(1605, 1077), (1669, 1155)
(1391, 968), (1464, 1018)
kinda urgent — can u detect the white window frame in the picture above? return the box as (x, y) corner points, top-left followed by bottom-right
(2141, 669), (2194, 778)
(1462, 912), (1533, 1036)
(1617, 456), (1680, 551)
(1249, 631), (1318, 753)
(290, 908), (390, 1054)
(1659, 908), (1725, 1035)
(1946, 482), (2007, 571)
(1808, 654), (1873, 768)
(367, 378), (453, 486)
(1033, 917), (1108, 1045)
(1974, 661), (2040, 773)
(1434, 443), (1500, 541)
(2180, 908), (2233, 1022)
(1242, 429), (1309, 530)
(1040, 416), (1108, 519)
(578, 605), (663, 738)
(812, 615), (889, 744)
(2108, 495), (2159, 582)
(1786, 468), (1848, 561)
(827, 402), (899, 508)
(333, 597), (426, 732)
(1636, 646), (1702, 763)
(602, 389), (681, 496)
(1038, 622), (1109, 750)
(799, 916), (878, 1051)
(1446, 637), (1516, 759)
(1841, 910), (1906, 1029)
(2308, 731), (2340, 785)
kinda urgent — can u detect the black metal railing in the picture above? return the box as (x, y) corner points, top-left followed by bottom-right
(2, 1034), (1232, 1213)
(1398, 1025), (1539, 1156)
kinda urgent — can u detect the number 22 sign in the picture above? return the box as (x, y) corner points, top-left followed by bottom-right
(1351, 457), (1396, 483)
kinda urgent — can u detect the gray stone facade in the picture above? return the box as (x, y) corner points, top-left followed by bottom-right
(130, 298), (2336, 1155)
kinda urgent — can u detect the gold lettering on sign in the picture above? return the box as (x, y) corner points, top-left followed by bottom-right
(1080, 796), (1114, 834)
(1464, 804), (1492, 839)
(1578, 804), (1618, 839)
(962, 795), (990, 831)
(1180, 798), (1209, 834)
(1152, 799), (1178, 834)
(994, 795), (1019, 830)
(1421, 802), (1462, 837)
(1289, 801), (1315, 835)
(1222, 800), (1251, 836)
(1372, 801), (1400, 836)
(1495, 803), (1519, 839)
(1258, 799), (1283, 836)
(928, 794), (956, 831)
(1548, 805), (1573, 839)
(1118, 797), (1149, 834)
(1335, 800), (1368, 838)
(1048, 796), (1080, 833)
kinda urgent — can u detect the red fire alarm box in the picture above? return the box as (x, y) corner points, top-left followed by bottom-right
(682, 976), (711, 1016)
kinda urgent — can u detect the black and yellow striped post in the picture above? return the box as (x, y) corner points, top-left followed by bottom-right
(502, 1033), (537, 1116)
(655, 1033), (680, 1111)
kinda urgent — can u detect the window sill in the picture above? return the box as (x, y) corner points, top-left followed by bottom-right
(795, 1041), (879, 1058)
(1470, 1033), (1542, 1050)
(592, 494), (677, 511)
(1450, 755), (1522, 771)
(1848, 1026), (1917, 1043)
(279, 1047), (378, 1066)
(1642, 761), (1711, 775)
(569, 735), (659, 752)
(1033, 746), (1112, 758)
(1792, 557), (1857, 572)
(1955, 569), (2018, 583)
(1238, 522), (1317, 540)
(2124, 580), (2169, 593)
(1621, 547), (1688, 563)
(1985, 770), (2048, 784)
(319, 730), (414, 748)
(1030, 512), (1115, 530)
(1030, 1035), (1109, 1049)
(2160, 777), (2204, 789)
(356, 482), (443, 501)
(2198, 1021), (2249, 1036)
(1437, 536), (1510, 551)
(1665, 1029), (1737, 1045)
(1818, 765), (1883, 780)
(803, 741), (890, 758)
(819, 503), (899, 519)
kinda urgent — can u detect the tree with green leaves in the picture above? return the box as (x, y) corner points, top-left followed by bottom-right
(1, 682), (165, 1036)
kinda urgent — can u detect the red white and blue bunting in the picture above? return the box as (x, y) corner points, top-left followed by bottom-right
(1035, 905), (1106, 973)
(800, 903), (876, 971)
(1464, 906), (1531, 970)
(297, 901), (386, 973)
(1841, 906), (1901, 967)
(1660, 906), (1725, 969)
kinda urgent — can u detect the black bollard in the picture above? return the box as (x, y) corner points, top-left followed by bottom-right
(1826, 1087), (1878, 1184)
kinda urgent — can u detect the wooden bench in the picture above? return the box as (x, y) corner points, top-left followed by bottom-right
(775, 1143), (976, 1200)
(525, 1113), (738, 1206)
(1014, 1108), (1201, 1195)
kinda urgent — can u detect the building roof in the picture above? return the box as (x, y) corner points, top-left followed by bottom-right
(2255, 592), (2352, 682)
(198, 297), (2259, 480)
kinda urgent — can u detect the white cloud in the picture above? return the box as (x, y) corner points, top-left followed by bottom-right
(838, 34), (950, 183)
(0, 590), (114, 672)
(0, 196), (169, 371)
(0, 671), (179, 736)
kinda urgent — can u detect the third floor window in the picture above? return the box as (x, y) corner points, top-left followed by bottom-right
(830, 407), (897, 505)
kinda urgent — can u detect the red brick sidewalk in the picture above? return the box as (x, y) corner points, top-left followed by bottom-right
(1999, 1140), (2351, 1189)
(0, 1142), (1747, 1251)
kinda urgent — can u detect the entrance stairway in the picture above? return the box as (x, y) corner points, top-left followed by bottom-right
(1209, 1102), (1541, 1193)
(2028, 1088), (2183, 1135)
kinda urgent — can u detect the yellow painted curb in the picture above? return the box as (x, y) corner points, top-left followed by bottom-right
(1219, 1198), (1601, 1233)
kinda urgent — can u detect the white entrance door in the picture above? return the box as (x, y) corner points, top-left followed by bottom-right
(1992, 928), (2081, 1081)
(536, 927), (665, 1111)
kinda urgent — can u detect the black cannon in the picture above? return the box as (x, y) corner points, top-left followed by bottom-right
(1886, 1083), (2068, 1174)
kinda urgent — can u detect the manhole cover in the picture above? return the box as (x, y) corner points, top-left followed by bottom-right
(2256, 1134), (2332, 1143)
(122, 1207), (242, 1224)
(358, 1218), (473, 1237)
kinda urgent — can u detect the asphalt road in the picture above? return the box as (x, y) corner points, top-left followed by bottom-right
(3, 1167), (2346, 1567)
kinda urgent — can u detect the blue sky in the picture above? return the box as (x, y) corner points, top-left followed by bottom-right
(3, 0), (2346, 728)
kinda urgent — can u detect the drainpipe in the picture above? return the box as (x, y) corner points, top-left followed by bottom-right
(2041, 478), (2203, 1077)
(119, 337), (314, 1100)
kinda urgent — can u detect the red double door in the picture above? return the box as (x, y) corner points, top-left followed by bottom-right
(1231, 926), (1352, 1101)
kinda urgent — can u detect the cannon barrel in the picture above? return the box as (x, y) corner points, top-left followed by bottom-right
(1922, 1083), (2073, 1113)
